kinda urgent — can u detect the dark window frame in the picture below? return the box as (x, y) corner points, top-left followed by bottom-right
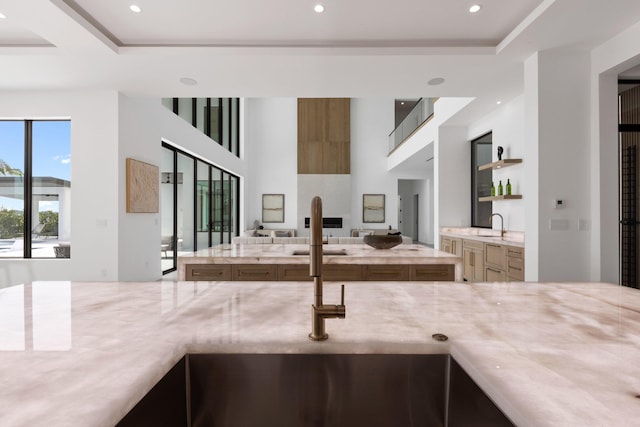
(470, 132), (493, 228)
(161, 141), (240, 275)
(0, 119), (71, 259)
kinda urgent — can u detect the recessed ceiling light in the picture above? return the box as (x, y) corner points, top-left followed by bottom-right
(314, 4), (325, 13)
(0, 12), (6, 19)
(496, 100), (502, 105)
(129, 4), (142, 13)
(469, 4), (481, 13)
(428, 77), (445, 86)
(179, 77), (198, 86)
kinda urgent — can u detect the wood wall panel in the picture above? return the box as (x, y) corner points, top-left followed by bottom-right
(298, 98), (350, 174)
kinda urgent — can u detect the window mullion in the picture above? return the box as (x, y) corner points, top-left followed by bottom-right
(24, 121), (33, 259)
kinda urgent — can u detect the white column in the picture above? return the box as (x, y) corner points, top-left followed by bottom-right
(524, 50), (592, 281)
(435, 126), (470, 249)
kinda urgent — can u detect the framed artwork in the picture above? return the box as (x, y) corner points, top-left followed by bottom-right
(126, 158), (159, 213)
(363, 194), (385, 223)
(262, 194), (285, 223)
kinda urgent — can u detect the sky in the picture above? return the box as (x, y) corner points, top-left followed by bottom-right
(0, 120), (71, 212)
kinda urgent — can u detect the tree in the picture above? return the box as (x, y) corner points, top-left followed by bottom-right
(0, 208), (23, 238)
(39, 210), (59, 237)
(0, 159), (23, 176)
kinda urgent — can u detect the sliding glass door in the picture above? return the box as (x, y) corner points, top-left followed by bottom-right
(162, 142), (240, 275)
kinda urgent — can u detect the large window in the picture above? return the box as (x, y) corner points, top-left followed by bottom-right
(0, 120), (71, 258)
(162, 97), (240, 157)
(161, 142), (240, 274)
(471, 132), (492, 228)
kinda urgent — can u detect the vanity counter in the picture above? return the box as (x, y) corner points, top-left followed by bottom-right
(0, 280), (639, 426)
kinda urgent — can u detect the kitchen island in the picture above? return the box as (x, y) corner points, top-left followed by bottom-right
(1, 280), (639, 426)
(177, 243), (463, 282)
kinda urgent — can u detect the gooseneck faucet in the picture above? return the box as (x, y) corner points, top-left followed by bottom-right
(309, 196), (346, 341)
(490, 213), (505, 238)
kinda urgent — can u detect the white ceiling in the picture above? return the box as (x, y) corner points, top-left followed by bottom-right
(69, 0), (544, 47)
(1, 0), (640, 126)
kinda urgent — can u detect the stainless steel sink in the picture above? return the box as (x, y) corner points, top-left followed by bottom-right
(117, 354), (514, 427)
(291, 249), (348, 256)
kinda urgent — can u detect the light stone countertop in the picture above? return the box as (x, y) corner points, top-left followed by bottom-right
(1, 280), (639, 426)
(440, 226), (525, 247)
(179, 243), (461, 263)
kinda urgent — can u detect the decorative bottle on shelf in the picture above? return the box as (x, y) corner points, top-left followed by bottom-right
(506, 179), (512, 196)
(491, 182), (496, 196)
(498, 180), (503, 196)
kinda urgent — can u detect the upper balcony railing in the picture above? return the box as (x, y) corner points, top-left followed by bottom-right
(388, 98), (435, 154)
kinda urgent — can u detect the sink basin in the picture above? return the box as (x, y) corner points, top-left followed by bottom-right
(117, 354), (514, 427)
(363, 234), (402, 249)
(291, 249), (348, 256)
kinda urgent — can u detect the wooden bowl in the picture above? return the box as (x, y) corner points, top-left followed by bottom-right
(363, 234), (402, 249)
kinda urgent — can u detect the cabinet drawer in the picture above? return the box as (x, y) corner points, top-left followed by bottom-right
(507, 257), (524, 281)
(462, 239), (484, 250)
(185, 264), (231, 281)
(277, 264), (312, 281)
(506, 246), (524, 259)
(485, 266), (506, 282)
(232, 264), (277, 281)
(410, 264), (454, 281)
(362, 265), (410, 281)
(484, 243), (506, 270)
(324, 264), (362, 281)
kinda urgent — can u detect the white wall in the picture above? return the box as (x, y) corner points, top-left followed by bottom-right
(467, 95), (526, 232)
(590, 20), (640, 283)
(0, 91), (120, 288)
(245, 98), (298, 231)
(118, 95), (247, 281)
(245, 98), (397, 236)
(398, 179), (431, 244)
(298, 174), (351, 236)
(350, 98), (398, 231)
(435, 126), (471, 246)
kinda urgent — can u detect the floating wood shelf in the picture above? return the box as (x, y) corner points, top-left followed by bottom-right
(479, 195), (523, 202)
(478, 158), (522, 171)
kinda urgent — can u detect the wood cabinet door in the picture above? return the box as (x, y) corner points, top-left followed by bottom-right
(441, 237), (452, 254)
(484, 243), (506, 270)
(473, 250), (485, 281)
(463, 248), (475, 281)
(451, 238), (462, 257)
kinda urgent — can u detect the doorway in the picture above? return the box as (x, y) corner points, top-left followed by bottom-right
(413, 194), (419, 243)
(619, 80), (640, 288)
